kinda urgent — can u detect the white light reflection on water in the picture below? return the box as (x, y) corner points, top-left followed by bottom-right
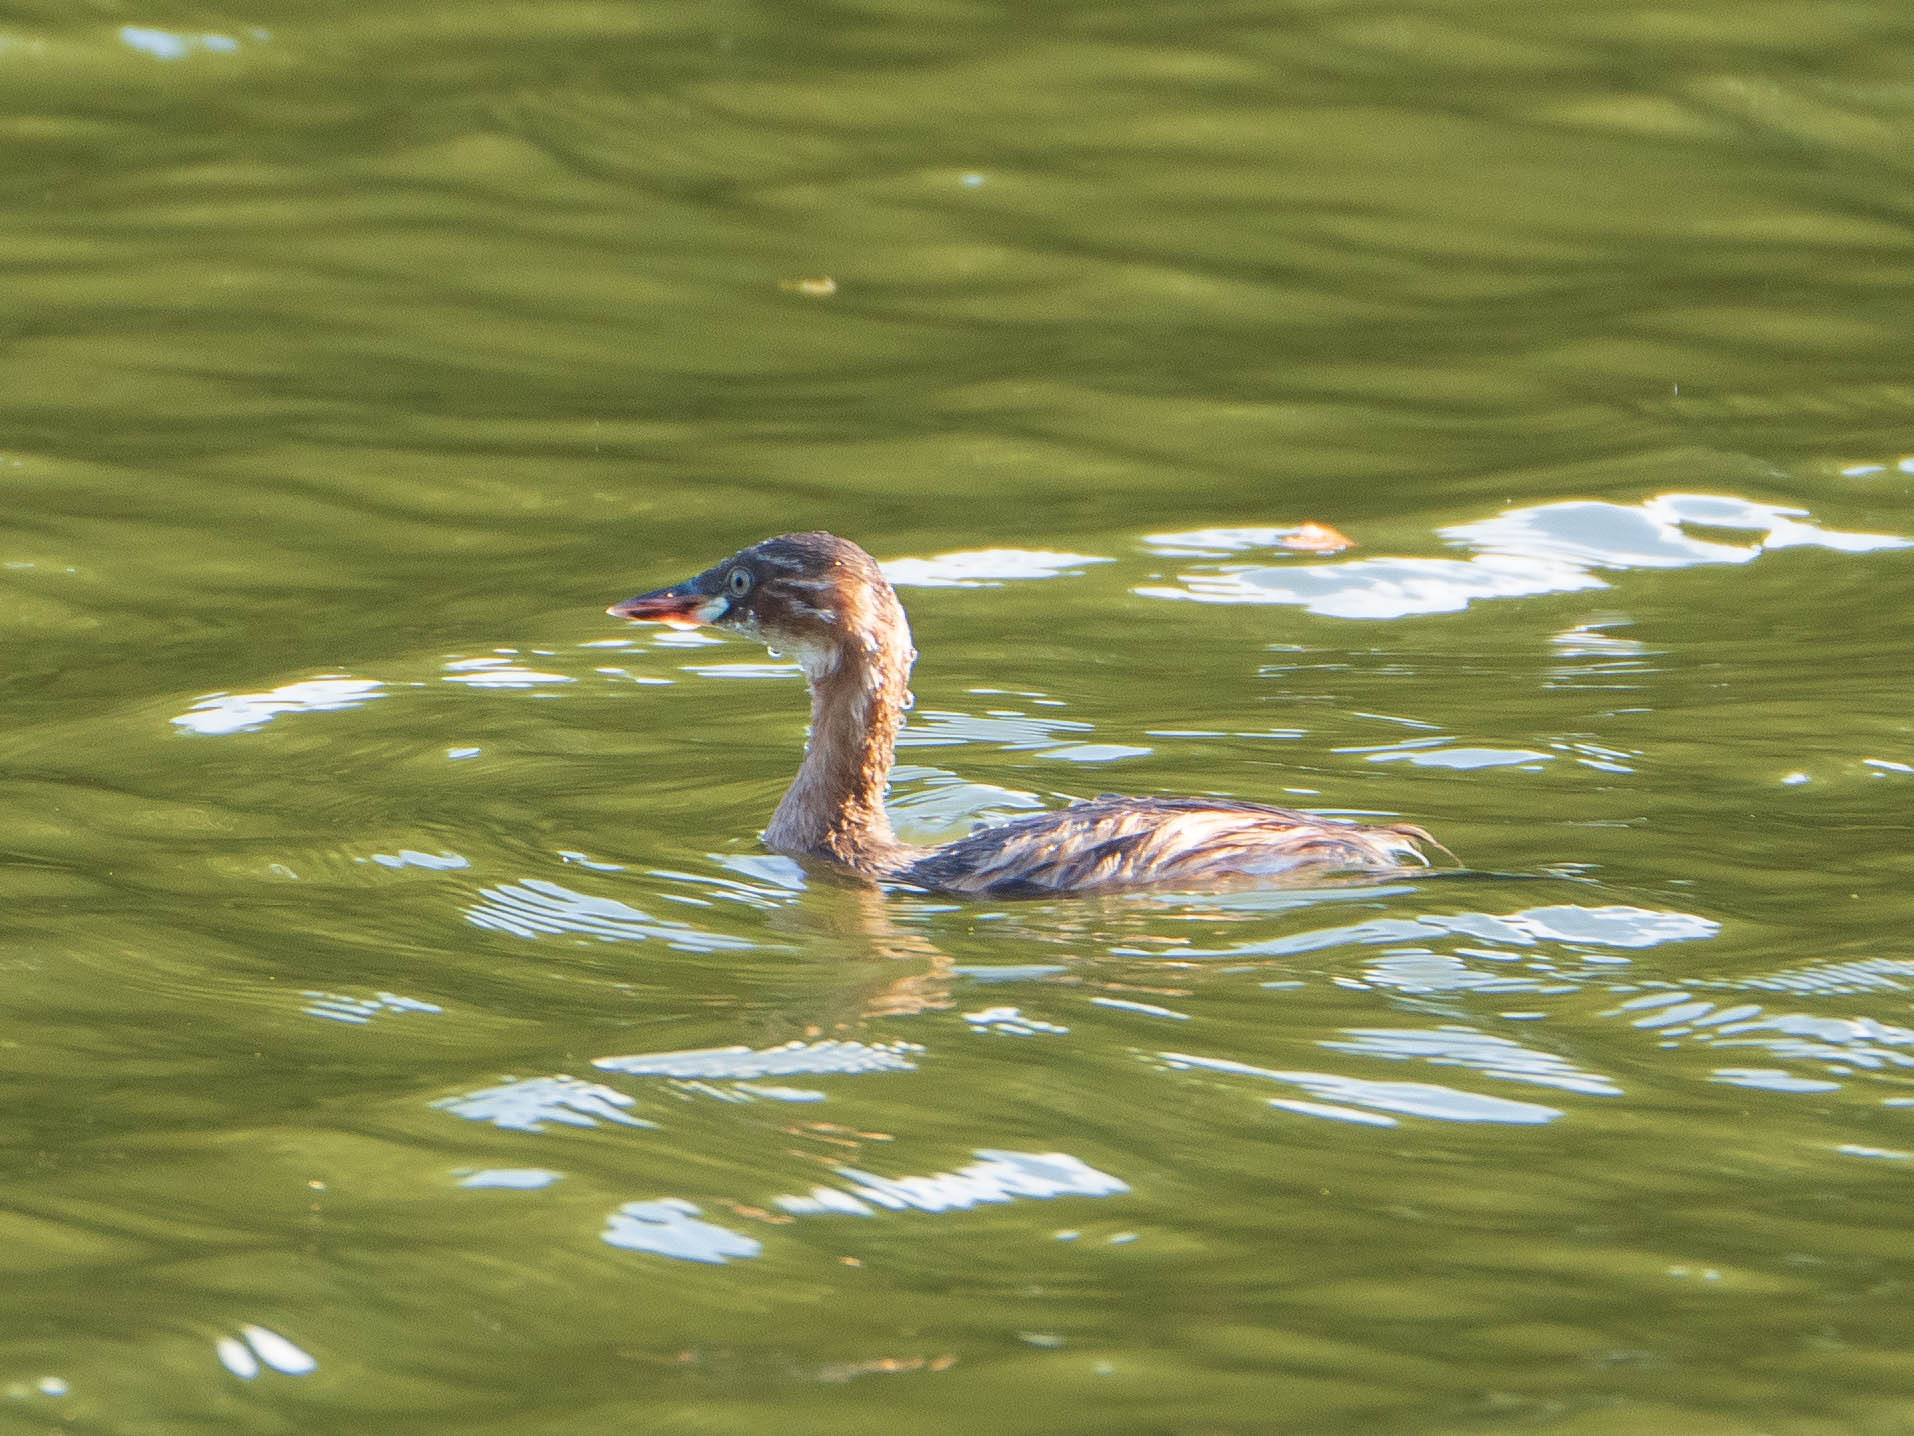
(1548, 620), (1655, 693)
(433, 1077), (656, 1132)
(776, 1150), (1129, 1217)
(1725, 955), (1914, 997)
(1161, 1053), (1563, 1125)
(213, 1326), (314, 1380)
(456, 1169), (564, 1190)
(1350, 950), (1572, 997)
(557, 850), (625, 873)
(646, 864), (806, 912)
(1173, 904), (1720, 961)
(300, 990), (443, 1025)
(601, 1200), (762, 1264)
(882, 549), (1112, 588)
(1138, 552), (1603, 618)
(1091, 997), (1191, 1021)
(650, 628), (724, 648)
(441, 658), (575, 688)
(963, 1006), (1070, 1036)
(465, 879), (756, 950)
(171, 676), (384, 734)
(1605, 991), (1914, 1074)
(120, 25), (247, 59)
(896, 709), (1094, 750)
(730, 1084), (826, 1103)
(1710, 1069), (1841, 1094)
(369, 849), (469, 870)
(1358, 745), (1554, 770)
(710, 853), (809, 891)
(1268, 1099), (1402, 1127)
(214, 1338), (257, 1380)
(677, 661), (802, 681)
(888, 777), (1048, 839)
(597, 1153), (1129, 1265)
(1137, 493), (1909, 619)
(593, 1039), (922, 1078)
(1143, 527), (1345, 557)
(1322, 1027), (1622, 1095)
(1044, 742), (1154, 763)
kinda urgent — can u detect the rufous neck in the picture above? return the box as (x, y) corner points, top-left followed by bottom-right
(763, 631), (913, 869)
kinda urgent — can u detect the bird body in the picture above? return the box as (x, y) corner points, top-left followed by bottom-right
(901, 794), (1434, 898)
(609, 532), (1440, 897)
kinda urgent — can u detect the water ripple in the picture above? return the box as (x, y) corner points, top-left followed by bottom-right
(465, 879), (756, 950)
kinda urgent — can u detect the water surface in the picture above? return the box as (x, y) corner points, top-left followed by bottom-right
(4, 2), (1914, 1431)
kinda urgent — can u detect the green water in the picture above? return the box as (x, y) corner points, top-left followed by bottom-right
(5, 2), (1914, 1431)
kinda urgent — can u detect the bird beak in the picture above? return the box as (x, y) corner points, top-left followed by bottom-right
(606, 583), (728, 631)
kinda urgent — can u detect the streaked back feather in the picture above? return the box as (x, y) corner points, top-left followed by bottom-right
(898, 795), (1433, 897)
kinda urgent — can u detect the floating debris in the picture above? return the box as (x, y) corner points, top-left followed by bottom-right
(1282, 521), (1356, 553)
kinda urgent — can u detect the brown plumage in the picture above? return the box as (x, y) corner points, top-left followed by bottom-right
(608, 532), (1444, 898)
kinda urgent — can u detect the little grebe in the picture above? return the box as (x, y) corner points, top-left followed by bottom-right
(608, 531), (1442, 897)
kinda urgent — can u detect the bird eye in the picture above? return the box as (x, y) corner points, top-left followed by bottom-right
(727, 568), (753, 597)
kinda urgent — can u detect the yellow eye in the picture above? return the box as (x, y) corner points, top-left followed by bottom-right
(727, 568), (753, 596)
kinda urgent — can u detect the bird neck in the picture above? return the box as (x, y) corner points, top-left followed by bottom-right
(764, 625), (914, 872)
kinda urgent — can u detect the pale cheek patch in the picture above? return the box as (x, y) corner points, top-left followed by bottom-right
(791, 639), (840, 680)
